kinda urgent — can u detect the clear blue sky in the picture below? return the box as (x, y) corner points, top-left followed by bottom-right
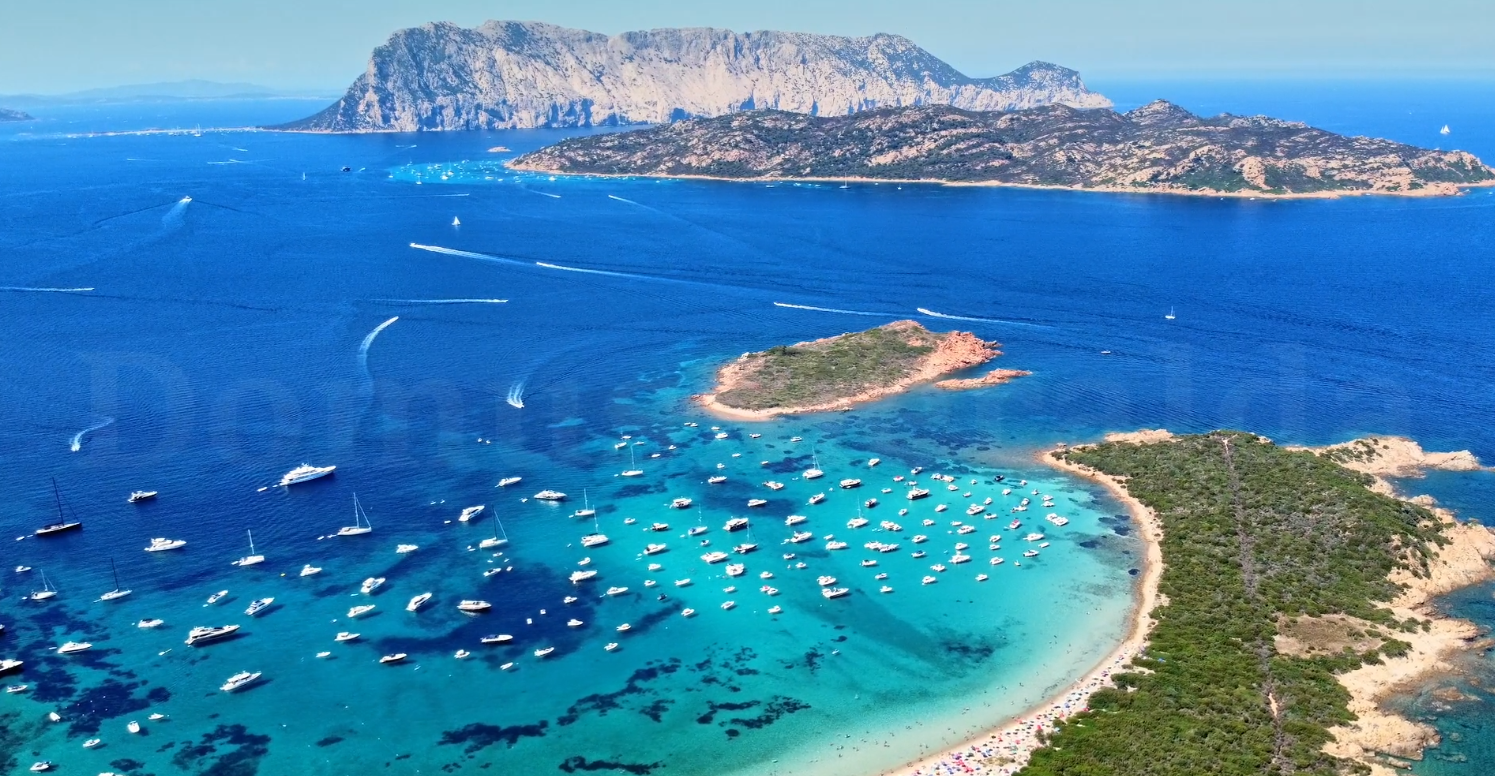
(3, 0), (1491, 94)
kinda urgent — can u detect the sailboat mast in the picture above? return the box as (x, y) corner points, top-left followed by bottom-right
(247, 529), (255, 553)
(52, 477), (64, 521)
(111, 557), (120, 589)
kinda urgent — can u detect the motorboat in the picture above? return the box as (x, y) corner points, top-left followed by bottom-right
(334, 632), (359, 642)
(128, 491), (158, 503)
(378, 653), (407, 665)
(701, 551), (729, 563)
(820, 587), (849, 599)
(644, 543), (667, 555)
(185, 625), (239, 645)
(807, 493), (826, 505)
(681, 608), (696, 617)
(784, 514), (807, 526)
(299, 564), (321, 577)
(570, 569), (598, 583)
(839, 478), (862, 489)
(360, 577), (385, 594)
(244, 597), (274, 616)
(674, 578), (691, 587)
(670, 497), (693, 509)
(864, 498), (878, 508)
(708, 475), (727, 485)
(396, 543), (418, 554)
(347, 605), (375, 618)
(534, 647), (555, 658)
(567, 618), (584, 628)
(205, 590), (228, 605)
(480, 634), (513, 645)
(533, 490), (566, 501)
(720, 601), (736, 610)
(788, 531), (813, 543)
(605, 586), (629, 597)
(57, 641), (93, 655)
(280, 464), (335, 486)
(906, 488), (930, 500)
(455, 650), (471, 659)
(407, 592), (432, 612)
(605, 642), (619, 651)
(747, 499), (768, 508)
(824, 540), (847, 550)
(145, 537), (186, 552)
(764, 481), (785, 491)
(497, 476), (522, 488)
(723, 517), (749, 532)
(458, 505), (485, 523)
(220, 671), (261, 692)
(128, 721), (141, 734)
(457, 600), (492, 612)
(725, 564), (745, 577)
(649, 522), (670, 532)
(880, 585), (894, 594)
(137, 619), (164, 628)
(816, 575), (837, 586)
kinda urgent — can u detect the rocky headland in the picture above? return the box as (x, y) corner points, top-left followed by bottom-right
(274, 21), (1109, 132)
(510, 101), (1495, 197)
(0, 107), (34, 122)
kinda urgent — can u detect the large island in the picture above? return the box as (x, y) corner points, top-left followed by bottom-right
(511, 101), (1495, 197)
(696, 320), (1026, 419)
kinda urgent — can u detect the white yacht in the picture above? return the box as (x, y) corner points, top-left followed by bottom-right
(334, 631), (359, 642)
(337, 494), (374, 536)
(723, 517), (749, 532)
(231, 529), (265, 567)
(360, 577), (386, 595)
(644, 543), (667, 555)
(137, 619), (164, 628)
(906, 487), (931, 500)
(534, 647), (555, 658)
(497, 476), (522, 488)
(746, 498), (768, 508)
(839, 478), (862, 489)
(245, 598), (274, 616)
(299, 564), (321, 577)
(480, 634), (513, 644)
(707, 475), (727, 485)
(407, 592), (432, 612)
(605, 586), (629, 596)
(670, 497), (693, 509)
(145, 537), (186, 552)
(821, 587), (849, 599)
(379, 653), (408, 665)
(567, 618), (584, 628)
(396, 544), (418, 554)
(784, 514), (808, 526)
(533, 490), (567, 501)
(701, 551), (729, 563)
(457, 600), (492, 612)
(570, 569), (598, 583)
(0, 660), (24, 674)
(205, 590), (228, 605)
(128, 490), (158, 503)
(458, 505), (485, 523)
(347, 605), (376, 618)
(57, 641), (93, 655)
(808, 493), (826, 505)
(220, 671), (261, 692)
(279, 464), (335, 487)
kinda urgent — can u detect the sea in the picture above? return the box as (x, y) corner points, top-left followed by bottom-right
(1, 80), (1494, 775)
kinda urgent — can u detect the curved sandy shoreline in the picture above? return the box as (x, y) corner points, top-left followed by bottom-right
(876, 439), (1167, 776)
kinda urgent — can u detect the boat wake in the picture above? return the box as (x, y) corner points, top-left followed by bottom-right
(358, 316), (400, 382)
(161, 196), (192, 229)
(408, 243), (533, 269)
(534, 261), (645, 279)
(372, 298), (508, 305)
(0, 286), (95, 294)
(506, 382), (525, 409)
(916, 307), (1049, 329)
(70, 416), (115, 452)
(774, 302), (895, 318)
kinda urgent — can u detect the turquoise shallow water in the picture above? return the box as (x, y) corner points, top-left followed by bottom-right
(5, 84), (1495, 773)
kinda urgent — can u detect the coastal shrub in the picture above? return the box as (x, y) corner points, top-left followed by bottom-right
(1023, 432), (1442, 776)
(714, 323), (943, 411)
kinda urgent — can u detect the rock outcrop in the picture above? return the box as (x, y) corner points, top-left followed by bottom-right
(0, 107), (33, 122)
(275, 21), (1109, 132)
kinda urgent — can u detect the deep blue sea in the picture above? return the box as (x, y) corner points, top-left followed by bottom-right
(1, 83), (1494, 775)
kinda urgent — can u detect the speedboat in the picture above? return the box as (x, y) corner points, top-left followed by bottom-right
(615, 623), (631, 632)
(674, 578), (691, 587)
(457, 600), (492, 612)
(360, 577), (385, 594)
(128, 491), (158, 503)
(455, 650), (471, 659)
(137, 619), (164, 628)
(670, 497), (692, 509)
(868, 458), (880, 467)
(784, 514), (807, 526)
(378, 653), (407, 665)
(334, 632), (359, 642)
(747, 499), (768, 508)
(279, 464), (335, 487)
(580, 533), (609, 548)
(839, 479), (862, 489)
(407, 592), (432, 612)
(347, 605), (375, 618)
(205, 590), (228, 605)
(723, 518), (749, 532)
(701, 551), (729, 563)
(681, 608), (696, 617)
(299, 564), (321, 577)
(808, 493), (826, 505)
(57, 641), (93, 655)
(145, 537), (186, 552)
(570, 569), (598, 583)
(480, 634), (513, 644)
(605, 642), (619, 651)
(605, 586), (629, 596)
(707, 476), (727, 485)
(220, 671), (261, 692)
(534, 647), (555, 658)
(244, 597), (274, 616)
(725, 564), (745, 577)
(127, 721), (141, 734)
(922, 576), (938, 585)
(1, 660), (24, 675)
(567, 618), (584, 628)
(29, 762), (53, 772)
(396, 544), (419, 554)
(764, 481), (785, 491)
(644, 543), (667, 555)
(497, 476), (522, 488)
(880, 585), (894, 594)
(458, 505), (485, 523)
(83, 737), (100, 747)
(649, 522), (669, 532)
(533, 490), (566, 501)
(720, 601), (736, 610)
(788, 531), (812, 543)
(864, 498), (878, 508)
(185, 625), (240, 645)
(976, 573), (989, 581)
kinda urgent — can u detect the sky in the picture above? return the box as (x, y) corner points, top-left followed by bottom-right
(3, 0), (1492, 94)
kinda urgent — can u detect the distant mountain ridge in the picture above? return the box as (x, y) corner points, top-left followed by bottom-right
(1, 80), (334, 107)
(276, 21), (1110, 132)
(510, 100), (1495, 197)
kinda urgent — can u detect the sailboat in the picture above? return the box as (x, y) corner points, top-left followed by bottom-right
(452, 217), (461, 226)
(337, 494), (374, 536)
(620, 446), (643, 477)
(687, 506), (707, 537)
(232, 529), (265, 567)
(29, 571), (57, 601)
(581, 514), (608, 547)
(479, 515), (509, 549)
(99, 558), (132, 601)
(1165, 307), (1176, 320)
(1441, 124), (1451, 135)
(572, 489), (596, 519)
(35, 479), (82, 536)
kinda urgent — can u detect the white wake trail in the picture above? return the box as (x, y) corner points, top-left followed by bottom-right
(360, 316), (400, 356)
(373, 299), (508, 305)
(506, 382), (525, 409)
(0, 286), (95, 294)
(916, 307), (1049, 329)
(534, 261), (643, 279)
(70, 416), (115, 452)
(774, 302), (895, 317)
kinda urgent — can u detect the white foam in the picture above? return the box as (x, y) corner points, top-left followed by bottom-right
(69, 416), (115, 452)
(534, 261), (640, 279)
(506, 382), (526, 409)
(0, 287), (95, 294)
(774, 302), (893, 317)
(373, 299), (508, 305)
(916, 307), (1048, 329)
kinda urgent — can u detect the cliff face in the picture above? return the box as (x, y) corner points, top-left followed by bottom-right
(275, 21), (1110, 132)
(510, 100), (1495, 196)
